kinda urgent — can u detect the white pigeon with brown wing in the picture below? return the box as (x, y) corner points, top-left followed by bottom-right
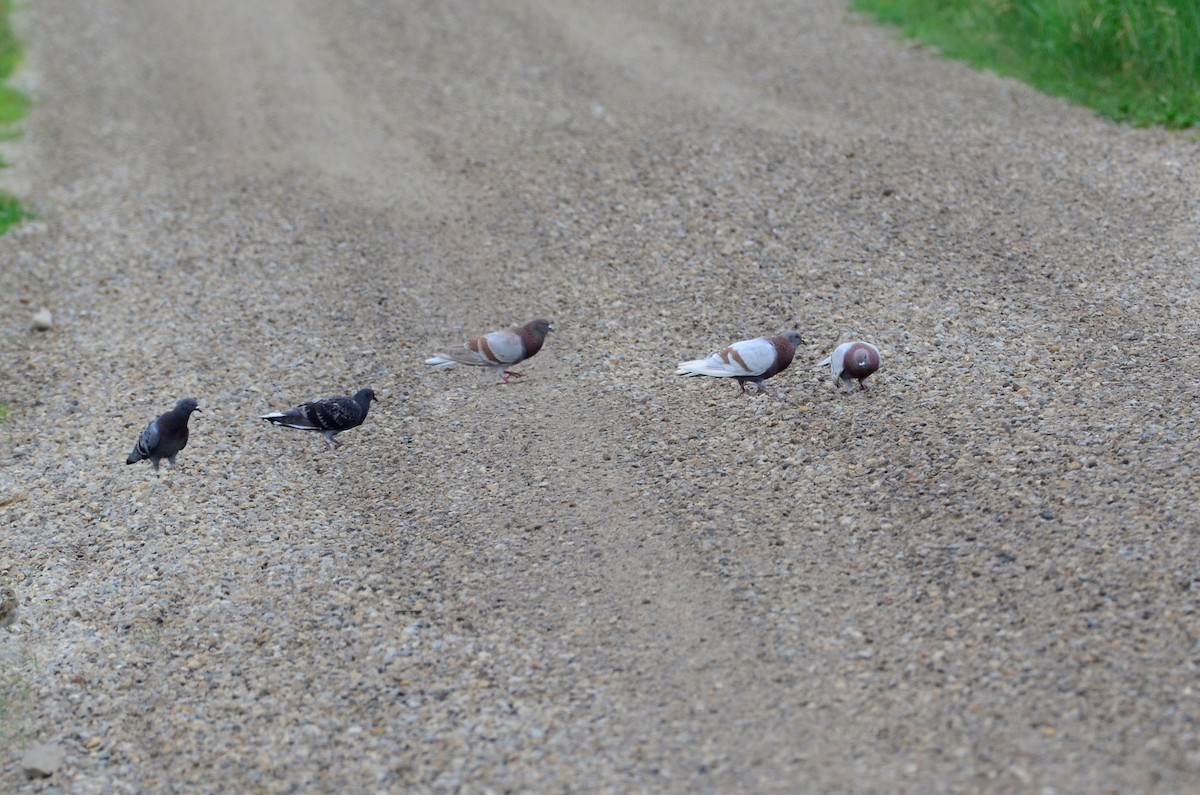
(677, 331), (803, 394)
(425, 319), (554, 384)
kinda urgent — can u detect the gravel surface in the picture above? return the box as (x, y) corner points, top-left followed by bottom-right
(2, 1), (1198, 793)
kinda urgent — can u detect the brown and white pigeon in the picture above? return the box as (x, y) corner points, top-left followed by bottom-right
(819, 341), (881, 391)
(677, 331), (803, 394)
(424, 319), (554, 384)
(261, 388), (377, 451)
(126, 397), (201, 470)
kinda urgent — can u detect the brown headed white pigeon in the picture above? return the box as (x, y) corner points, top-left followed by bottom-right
(424, 319), (554, 384)
(126, 397), (201, 470)
(262, 388), (377, 451)
(677, 331), (803, 394)
(819, 341), (881, 391)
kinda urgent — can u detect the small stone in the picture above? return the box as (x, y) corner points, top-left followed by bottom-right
(22, 742), (66, 779)
(32, 307), (53, 330)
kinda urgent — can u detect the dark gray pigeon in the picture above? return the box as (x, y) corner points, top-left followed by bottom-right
(126, 397), (201, 470)
(261, 388), (377, 450)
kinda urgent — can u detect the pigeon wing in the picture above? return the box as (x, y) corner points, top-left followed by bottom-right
(128, 419), (161, 462)
(438, 328), (525, 367)
(299, 397), (364, 431)
(828, 342), (853, 380)
(678, 337), (778, 378)
(480, 328), (527, 364)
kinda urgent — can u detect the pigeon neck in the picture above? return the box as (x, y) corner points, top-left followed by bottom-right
(772, 335), (797, 364)
(161, 406), (193, 433)
(517, 326), (546, 356)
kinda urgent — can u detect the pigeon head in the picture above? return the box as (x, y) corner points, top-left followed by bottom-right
(781, 331), (803, 347)
(844, 343), (880, 378)
(526, 319), (554, 340)
(176, 397), (201, 414)
(354, 388), (378, 404)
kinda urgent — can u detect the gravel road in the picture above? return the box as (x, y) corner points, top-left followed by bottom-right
(2, 1), (1198, 792)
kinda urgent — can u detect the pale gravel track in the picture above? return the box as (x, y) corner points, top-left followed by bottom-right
(1, 1), (1198, 793)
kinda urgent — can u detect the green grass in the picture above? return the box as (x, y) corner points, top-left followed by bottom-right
(852, 0), (1200, 128)
(0, 0), (24, 434)
(0, 0), (27, 232)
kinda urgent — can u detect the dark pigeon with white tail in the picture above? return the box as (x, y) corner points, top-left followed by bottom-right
(819, 341), (881, 391)
(425, 319), (554, 384)
(677, 331), (803, 394)
(126, 397), (201, 470)
(261, 388), (377, 450)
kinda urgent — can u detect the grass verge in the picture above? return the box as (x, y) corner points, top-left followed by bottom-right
(0, 0), (29, 232)
(0, 1), (24, 741)
(852, 0), (1200, 128)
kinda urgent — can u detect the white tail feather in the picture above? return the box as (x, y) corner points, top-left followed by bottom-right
(424, 356), (459, 369)
(677, 359), (736, 378)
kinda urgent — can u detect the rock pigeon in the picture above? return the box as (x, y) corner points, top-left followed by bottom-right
(677, 331), (803, 394)
(819, 341), (881, 391)
(261, 388), (377, 450)
(126, 397), (201, 470)
(424, 319), (554, 384)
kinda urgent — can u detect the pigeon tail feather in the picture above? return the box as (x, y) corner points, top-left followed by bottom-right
(677, 359), (740, 378)
(424, 355), (461, 369)
(261, 416), (323, 431)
